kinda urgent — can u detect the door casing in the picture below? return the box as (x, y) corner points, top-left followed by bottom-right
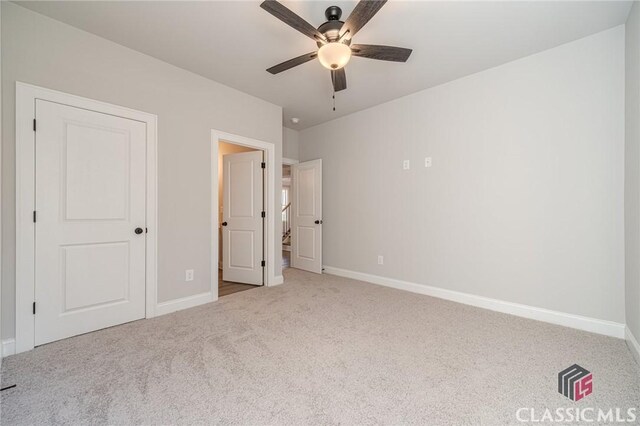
(211, 131), (279, 298)
(15, 82), (158, 354)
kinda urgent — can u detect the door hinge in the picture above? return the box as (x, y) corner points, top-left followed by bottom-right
(33, 211), (37, 223)
(33, 302), (36, 315)
(33, 119), (36, 132)
(261, 162), (266, 169)
(261, 260), (266, 267)
(261, 211), (266, 218)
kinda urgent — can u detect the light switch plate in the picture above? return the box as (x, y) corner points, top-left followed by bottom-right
(403, 160), (410, 170)
(425, 157), (432, 168)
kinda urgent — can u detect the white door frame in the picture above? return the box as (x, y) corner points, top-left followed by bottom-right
(211, 130), (277, 295)
(15, 82), (158, 354)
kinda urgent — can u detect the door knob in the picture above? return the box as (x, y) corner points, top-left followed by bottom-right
(315, 220), (323, 224)
(222, 222), (228, 226)
(135, 227), (144, 235)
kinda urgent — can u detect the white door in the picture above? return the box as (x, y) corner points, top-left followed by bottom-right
(292, 159), (322, 273)
(222, 151), (264, 285)
(35, 100), (147, 346)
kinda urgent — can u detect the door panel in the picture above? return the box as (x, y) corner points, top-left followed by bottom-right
(229, 160), (256, 217)
(62, 242), (130, 311)
(222, 150), (263, 285)
(297, 227), (316, 260)
(35, 100), (146, 346)
(64, 123), (130, 220)
(292, 159), (322, 273)
(229, 230), (255, 268)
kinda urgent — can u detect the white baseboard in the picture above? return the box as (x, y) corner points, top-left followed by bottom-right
(2, 295), (215, 357)
(626, 326), (640, 365)
(155, 291), (215, 317)
(271, 275), (284, 286)
(2, 338), (16, 357)
(323, 266), (625, 339)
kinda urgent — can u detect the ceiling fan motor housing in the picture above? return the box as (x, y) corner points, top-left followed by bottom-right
(317, 6), (345, 44)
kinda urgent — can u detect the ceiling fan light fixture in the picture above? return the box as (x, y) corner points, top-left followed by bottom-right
(318, 42), (351, 70)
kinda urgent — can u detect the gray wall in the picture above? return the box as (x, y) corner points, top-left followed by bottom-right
(626, 3), (640, 339)
(300, 26), (625, 323)
(283, 127), (299, 161)
(1, 3), (283, 340)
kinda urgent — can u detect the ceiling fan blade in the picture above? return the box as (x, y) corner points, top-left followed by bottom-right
(331, 68), (347, 92)
(339, 0), (387, 40)
(350, 44), (412, 62)
(260, 0), (326, 43)
(267, 52), (318, 74)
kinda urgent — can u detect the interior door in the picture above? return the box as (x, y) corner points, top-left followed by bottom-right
(222, 151), (264, 285)
(35, 100), (147, 346)
(292, 159), (322, 273)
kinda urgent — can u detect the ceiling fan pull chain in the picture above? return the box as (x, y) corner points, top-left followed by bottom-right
(333, 91), (336, 111)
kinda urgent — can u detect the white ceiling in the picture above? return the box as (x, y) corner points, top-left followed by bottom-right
(16, 1), (632, 129)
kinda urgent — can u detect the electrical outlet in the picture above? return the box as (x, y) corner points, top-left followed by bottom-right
(403, 160), (410, 170)
(185, 269), (194, 282)
(378, 255), (384, 265)
(425, 157), (432, 168)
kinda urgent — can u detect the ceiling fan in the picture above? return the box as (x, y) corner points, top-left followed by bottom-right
(260, 0), (412, 93)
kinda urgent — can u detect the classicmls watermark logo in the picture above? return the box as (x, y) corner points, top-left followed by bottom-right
(558, 364), (593, 402)
(516, 364), (638, 423)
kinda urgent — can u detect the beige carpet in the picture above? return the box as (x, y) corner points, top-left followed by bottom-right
(1, 268), (639, 425)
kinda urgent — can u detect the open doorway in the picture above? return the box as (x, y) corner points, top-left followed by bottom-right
(218, 141), (264, 297)
(212, 130), (279, 296)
